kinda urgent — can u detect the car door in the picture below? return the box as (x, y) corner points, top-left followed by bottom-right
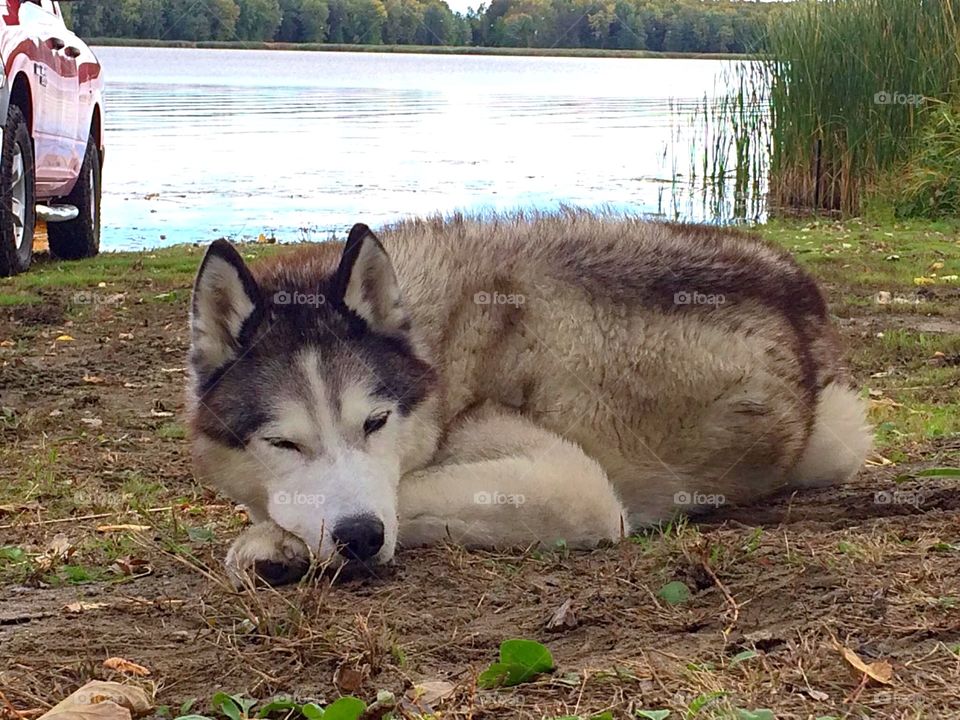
(50, 0), (84, 181)
(15, 0), (78, 195)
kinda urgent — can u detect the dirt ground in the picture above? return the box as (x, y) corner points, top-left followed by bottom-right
(1, 226), (959, 719)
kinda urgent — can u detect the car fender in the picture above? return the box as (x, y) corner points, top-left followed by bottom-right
(0, 73), (10, 124)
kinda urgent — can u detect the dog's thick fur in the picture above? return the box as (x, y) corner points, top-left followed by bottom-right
(187, 211), (871, 584)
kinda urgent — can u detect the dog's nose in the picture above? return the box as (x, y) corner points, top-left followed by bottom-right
(332, 515), (384, 561)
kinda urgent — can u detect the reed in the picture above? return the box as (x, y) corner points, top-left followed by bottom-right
(695, 0), (960, 218)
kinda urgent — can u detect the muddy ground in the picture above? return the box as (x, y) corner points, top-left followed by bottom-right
(1, 232), (959, 719)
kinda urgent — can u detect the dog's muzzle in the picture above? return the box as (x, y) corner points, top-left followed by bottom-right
(332, 514), (385, 561)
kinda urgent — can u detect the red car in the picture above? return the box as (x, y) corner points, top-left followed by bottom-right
(0, 0), (103, 276)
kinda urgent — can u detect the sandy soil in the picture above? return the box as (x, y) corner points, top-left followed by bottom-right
(1, 271), (959, 719)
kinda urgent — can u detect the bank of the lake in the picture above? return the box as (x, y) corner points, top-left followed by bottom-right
(89, 37), (752, 60)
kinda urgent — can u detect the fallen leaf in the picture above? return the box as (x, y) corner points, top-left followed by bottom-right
(63, 601), (110, 614)
(80, 418), (103, 428)
(103, 657), (151, 677)
(38, 680), (152, 720)
(47, 533), (74, 559)
(111, 556), (152, 577)
(83, 375), (105, 384)
(838, 645), (894, 685)
(0, 339), (15, 347)
(545, 598), (578, 631)
(333, 664), (366, 693)
(407, 680), (455, 707)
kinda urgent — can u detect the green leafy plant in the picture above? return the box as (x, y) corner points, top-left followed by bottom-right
(477, 639), (554, 688)
(636, 711), (671, 720)
(657, 580), (691, 606)
(174, 694), (366, 720)
(735, 711), (776, 720)
(685, 691), (726, 718)
(894, 467), (960, 482)
(729, 650), (758, 667)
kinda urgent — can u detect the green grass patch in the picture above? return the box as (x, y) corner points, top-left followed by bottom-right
(0, 243), (286, 293)
(759, 218), (960, 292)
(0, 292), (42, 306)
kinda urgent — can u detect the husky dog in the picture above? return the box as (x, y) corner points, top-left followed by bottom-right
(187, 211), (871, 585)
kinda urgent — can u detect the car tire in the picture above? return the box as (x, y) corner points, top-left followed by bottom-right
(0, 105), (35, 277)
(48, 133), (100, 261)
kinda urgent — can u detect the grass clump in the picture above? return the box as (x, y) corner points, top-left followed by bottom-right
(887, 101), (960, 219)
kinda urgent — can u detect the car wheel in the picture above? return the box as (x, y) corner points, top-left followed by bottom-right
(0, 105), (35, 277)
(48, 133), (100, 260)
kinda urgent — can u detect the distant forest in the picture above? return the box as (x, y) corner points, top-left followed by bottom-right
(62, 0), (777, 53)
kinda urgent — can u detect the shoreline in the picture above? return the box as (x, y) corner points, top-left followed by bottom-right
(89, 38), (753, 61)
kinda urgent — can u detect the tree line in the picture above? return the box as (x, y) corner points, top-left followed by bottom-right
(63, 0), (776, 53)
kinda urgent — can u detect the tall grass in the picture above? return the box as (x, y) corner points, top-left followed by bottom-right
(700, 0), (960, 218)
(664, 63), (769, 224)
(891, 100), (960, 218)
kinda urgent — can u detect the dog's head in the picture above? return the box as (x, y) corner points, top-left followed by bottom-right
(187, 224), (437, 569)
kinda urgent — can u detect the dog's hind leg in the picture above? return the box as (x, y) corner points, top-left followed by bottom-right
(789, 381), (872, 488)
(398, 405), (629, 550)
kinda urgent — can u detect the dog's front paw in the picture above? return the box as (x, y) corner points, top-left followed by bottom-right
(225, 522), (311, 588)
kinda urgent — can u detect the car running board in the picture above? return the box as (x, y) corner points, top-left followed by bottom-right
(36, 204), (79, 223)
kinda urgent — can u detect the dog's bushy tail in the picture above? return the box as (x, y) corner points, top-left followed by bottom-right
(789, 382), (873, 488)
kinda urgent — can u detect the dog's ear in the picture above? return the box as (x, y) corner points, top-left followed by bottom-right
(332, 223), (409, 334)
(190, 239), (262, 377)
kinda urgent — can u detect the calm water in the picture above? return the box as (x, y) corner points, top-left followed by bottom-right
(98, 47), (744, 250)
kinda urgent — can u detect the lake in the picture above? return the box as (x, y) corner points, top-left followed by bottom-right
(97, 46), (749, 251)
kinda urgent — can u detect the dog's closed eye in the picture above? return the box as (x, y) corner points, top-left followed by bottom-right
(266, 438), (304, 453)
(363, 411), (391, 436)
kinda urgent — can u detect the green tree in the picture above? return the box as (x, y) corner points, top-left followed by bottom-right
(278, 0), (329, 41)
(61, 0), (776, 51)
(236, 0), (283, 40)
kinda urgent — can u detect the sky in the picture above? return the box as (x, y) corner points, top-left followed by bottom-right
(446, 0), (477, 15)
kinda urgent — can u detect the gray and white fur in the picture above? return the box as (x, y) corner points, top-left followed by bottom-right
(186, 211), (872, 585)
